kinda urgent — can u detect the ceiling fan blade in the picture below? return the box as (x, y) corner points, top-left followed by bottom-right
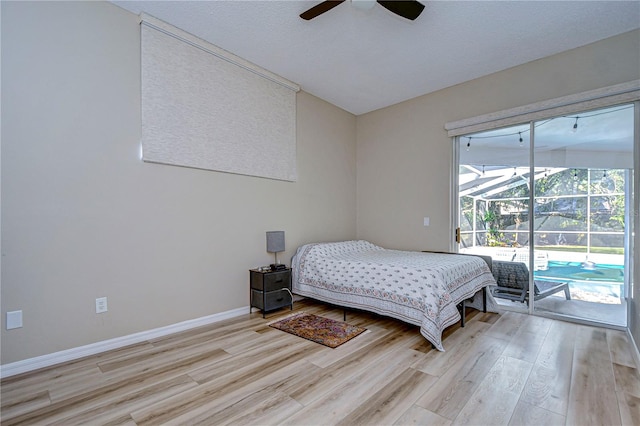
(377, 1), (425, 20)
(300, 1), (346, 20)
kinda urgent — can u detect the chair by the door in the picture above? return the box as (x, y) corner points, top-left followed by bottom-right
(491, 260), (571, 305)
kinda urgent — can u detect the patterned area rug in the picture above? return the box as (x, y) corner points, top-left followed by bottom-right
(269, 312), (366, 348)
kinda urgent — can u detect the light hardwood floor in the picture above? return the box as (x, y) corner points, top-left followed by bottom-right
(2, 299), (639, 425)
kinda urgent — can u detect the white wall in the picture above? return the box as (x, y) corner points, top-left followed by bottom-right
(1, 1), (356, 364)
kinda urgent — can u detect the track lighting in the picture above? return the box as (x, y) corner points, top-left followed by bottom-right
(518, 132), (524, 147)
(466, 137), (471, 152)
(572, 117), (579, 132)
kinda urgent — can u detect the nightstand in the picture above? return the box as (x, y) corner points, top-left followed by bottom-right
(249, 268), (293, 318)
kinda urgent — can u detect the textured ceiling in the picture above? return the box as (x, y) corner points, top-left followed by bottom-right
(112, 1), (640, 115)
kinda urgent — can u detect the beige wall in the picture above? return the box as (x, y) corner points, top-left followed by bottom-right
(1, 1), (356, 363)
(356, 29), (640, 342)
(2, 1), (639, 366)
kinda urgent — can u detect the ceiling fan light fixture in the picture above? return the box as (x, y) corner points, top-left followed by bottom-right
(300, 0), (424, 21)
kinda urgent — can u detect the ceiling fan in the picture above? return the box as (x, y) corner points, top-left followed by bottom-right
(300, 0), (425, 21)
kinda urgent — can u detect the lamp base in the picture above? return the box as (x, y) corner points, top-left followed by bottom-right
(270, 263), (287, 272)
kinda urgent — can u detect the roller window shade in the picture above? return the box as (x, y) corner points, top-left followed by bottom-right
(140, 14), (300, 181)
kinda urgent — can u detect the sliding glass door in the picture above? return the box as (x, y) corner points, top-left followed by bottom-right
(530, 105), (633, 325)
(458, 124), (531, 314)
(457, 104), (634, 326)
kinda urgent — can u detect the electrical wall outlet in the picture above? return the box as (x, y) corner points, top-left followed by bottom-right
(96, 297), (108, 314)
(6, 310), (23, 330)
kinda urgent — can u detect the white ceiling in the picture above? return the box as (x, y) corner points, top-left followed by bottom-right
(112, 1), (640, 115)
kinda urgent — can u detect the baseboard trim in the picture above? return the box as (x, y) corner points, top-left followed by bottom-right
(627, 328), (640, 370)
(0, 306), (248, 379)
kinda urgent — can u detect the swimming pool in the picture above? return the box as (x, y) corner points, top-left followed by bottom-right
(534, 261), (624, 284)
(533, 261), (624, 302)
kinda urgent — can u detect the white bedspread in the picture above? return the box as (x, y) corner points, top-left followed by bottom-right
(291, 240), (497, 350)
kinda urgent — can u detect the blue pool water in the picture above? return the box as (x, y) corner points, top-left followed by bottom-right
(534, 261), (624, 299)
(536, 261), (624, 283)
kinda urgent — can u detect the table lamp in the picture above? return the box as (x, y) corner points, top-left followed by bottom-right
(266, 231), (285, 268)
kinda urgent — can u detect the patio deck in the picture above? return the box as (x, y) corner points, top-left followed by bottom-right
(460, 246), (627, 327)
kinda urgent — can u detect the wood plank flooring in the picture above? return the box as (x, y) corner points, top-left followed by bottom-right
(1, 299), (639, 425)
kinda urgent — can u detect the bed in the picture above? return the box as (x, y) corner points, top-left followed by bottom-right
(291, 240), (498, 350)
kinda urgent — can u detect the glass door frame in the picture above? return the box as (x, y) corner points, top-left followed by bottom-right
(451, 102), (637, 326)
(450, 123), (535, 316)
